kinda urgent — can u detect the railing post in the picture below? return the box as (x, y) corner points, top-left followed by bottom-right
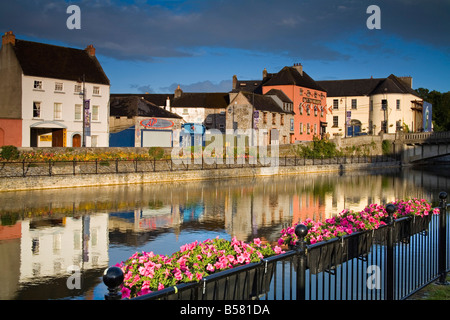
(385, 203), (396, 300)
(294, 224), (308, 300)
(103, 266), (124, 300)
(437, 191), (449, 285)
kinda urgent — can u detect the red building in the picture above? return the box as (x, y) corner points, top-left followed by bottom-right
(233, 64), (328, 142)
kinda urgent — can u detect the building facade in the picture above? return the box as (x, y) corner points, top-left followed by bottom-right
(233, 64), (328, 142)
(0, 31), (110, 147)
(318, 75), (424, 137)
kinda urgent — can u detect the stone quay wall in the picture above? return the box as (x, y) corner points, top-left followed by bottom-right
(0, 161), (401, 192)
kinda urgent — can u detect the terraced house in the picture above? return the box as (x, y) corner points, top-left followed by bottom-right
(0, 31), (110, 147)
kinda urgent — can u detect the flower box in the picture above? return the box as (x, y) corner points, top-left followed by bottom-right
(117, 237), (283, 300)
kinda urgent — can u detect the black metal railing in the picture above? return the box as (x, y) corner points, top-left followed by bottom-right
(103, 191), (449, 301)
(0, 154), (400, 178)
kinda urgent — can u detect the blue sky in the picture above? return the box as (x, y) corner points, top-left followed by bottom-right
(1, 0), (449, 94)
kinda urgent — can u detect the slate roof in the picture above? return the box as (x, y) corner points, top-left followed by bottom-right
(112, 93), (173, 107)
(171, 92), (230, 109)
(317, 74), (421, 98)
(110, 96), (182, 119)
(263, 66), (326, 92)
(12, 39), (110, 85)
(264, 89), (293, 103)
(241, 92), (292, 114)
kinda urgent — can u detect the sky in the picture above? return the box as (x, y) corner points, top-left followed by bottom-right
(1, 0), (449, 94)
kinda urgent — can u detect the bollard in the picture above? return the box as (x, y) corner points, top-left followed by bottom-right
(385, 203), (396, 300)
(294, 224), (308, 301)
(437, 191), (449, 285)
(103, 266), (124, 300)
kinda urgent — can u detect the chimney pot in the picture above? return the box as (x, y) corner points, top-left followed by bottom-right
(85, 44), (96, 57)
(2, 31), (16, 46)
(293, 63), (303, 76)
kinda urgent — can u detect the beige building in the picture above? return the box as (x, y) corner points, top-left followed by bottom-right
(227, 90), (295, 145)
(318, 75), (424, 137)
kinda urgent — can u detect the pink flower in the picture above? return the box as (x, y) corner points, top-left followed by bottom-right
(158, 283), (165, 291)
(253, 238), (262, 247)
(121, 287), (131, 299)
(206, 263), (215, 272)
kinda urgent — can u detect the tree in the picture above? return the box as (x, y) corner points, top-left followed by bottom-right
(416, 88), (450, 132)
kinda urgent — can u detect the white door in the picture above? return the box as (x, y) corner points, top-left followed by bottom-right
(142, 130), (172, 147)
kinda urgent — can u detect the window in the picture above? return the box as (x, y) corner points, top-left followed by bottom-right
(396, 99), (401, 110)
(382, 99), (388, 110)
(280, 114), (284, 125)
(396, 120), (402, 132)
(55, 82), (63, 92)
(263, 112), (267, 124)
(333, 99), (339, 110)
(320, 106), (324, 117)
(272, 113), (276, 125)
(33, 102), (41, 118)
(92, 105), (99, 121)
(34, 81), (42, 90)
(54, 103), (62, 120)
(299, 88), (303, 96)
(370, 100), (373, 111)
(74, 84), (82, 93)
(306, 106), (310, 116)
(314, 106), (318, 117)
(75, 104), (82, 121)
(333, 116), (339, 127)
(314, 124), (317, 135)
(299, 123), (303, 134)
(351, 99), (357, 110)
(299, 104), (303, 115)
(93, 86), (100, 95)
(182, 108), (189, 115)
(307, 123), (310, 134)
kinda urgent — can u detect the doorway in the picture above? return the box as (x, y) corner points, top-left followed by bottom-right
(73, 134), (81, 147)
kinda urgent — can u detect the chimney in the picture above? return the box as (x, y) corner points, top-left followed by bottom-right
(166, 96), (171, 110)
(399, 76), (413, 88)
(232, 75), (238, 90)
(174, 85), (183, 99)
(293, 63), (303, 76)
(2, 31), (15, 46)
(85, 44), (96, 57)
(263, 68), (268, 79)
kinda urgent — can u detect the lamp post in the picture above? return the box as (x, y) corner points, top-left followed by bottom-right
(82, 74), (86, 147)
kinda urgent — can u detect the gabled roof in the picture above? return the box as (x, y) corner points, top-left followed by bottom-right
(263, 66), (326, 92)
(317, 74), (421, 98)
(171, 92), (230, 109)
(112, 93), (173, 107)
(264, 89), (293, 103)
(11, 39), (110, 85)
(110, 96), (182, 119)
(241, 91), (292, 114)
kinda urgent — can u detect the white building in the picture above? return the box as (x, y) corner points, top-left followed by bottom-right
(0, 31), (110, 147)
(318, 75), (424, 137)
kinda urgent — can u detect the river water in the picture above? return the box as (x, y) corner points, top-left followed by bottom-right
(0, 164), (449, 300)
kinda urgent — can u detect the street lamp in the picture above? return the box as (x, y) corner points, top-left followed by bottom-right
(78, 74), (86, 147)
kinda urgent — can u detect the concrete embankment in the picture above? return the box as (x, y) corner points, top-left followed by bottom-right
(0, 161), (401, 192)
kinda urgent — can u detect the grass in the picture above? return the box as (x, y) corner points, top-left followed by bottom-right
(408, 275), (450, 300)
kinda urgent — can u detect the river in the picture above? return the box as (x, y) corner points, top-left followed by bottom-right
(0, 164), (449, 300)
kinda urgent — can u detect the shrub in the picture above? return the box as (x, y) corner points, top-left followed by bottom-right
(148, 147), (165, 160)
(0, 145), (20, 160)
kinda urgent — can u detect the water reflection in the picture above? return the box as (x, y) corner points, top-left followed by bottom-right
(0, 165), (449, 300)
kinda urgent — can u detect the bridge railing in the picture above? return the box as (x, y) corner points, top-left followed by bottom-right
(103, 192), (449, 301)
(398, 131), (450, 142)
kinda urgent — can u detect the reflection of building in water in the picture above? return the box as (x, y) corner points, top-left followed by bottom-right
(19, 214), (109, 285)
